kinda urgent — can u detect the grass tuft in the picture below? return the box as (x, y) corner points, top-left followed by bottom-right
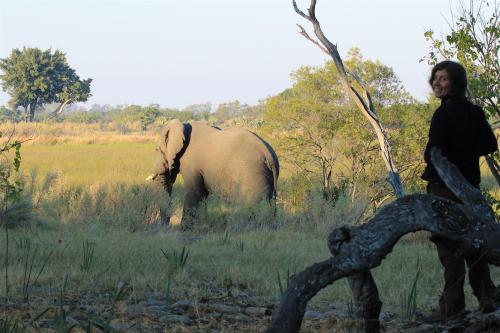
(19, 238), (54, 303)
(400, 260), (421, 321)
(80, 240), (96, 272)
(160, 246), (190, 272)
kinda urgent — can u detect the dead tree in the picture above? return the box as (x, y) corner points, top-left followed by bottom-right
(292, 0), (406, 327)
(265, 147), (500, 333)
(292, 0), (403, 198)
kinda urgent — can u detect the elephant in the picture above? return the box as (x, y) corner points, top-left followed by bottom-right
(149, 119), (279, 229)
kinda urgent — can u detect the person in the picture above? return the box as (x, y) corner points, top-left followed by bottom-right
(422, 60), (498, 320)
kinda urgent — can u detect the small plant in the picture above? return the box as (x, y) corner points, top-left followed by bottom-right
(223, 274), (233, 291)
(400, 263), (421, 321)
(160, 246), (190, 271)
(81, 282), (128, 332)
(14, 236), (31, 250)
(218, 229), (231, 245)
(164, 273), (173, 325)
(52, 274), (79, 333)
(80, 240), (96, 272)
(20, 239), (54, 303)
(1, 138), (24, 300)
(0, 316), (19, 333)
(236, 238), (245, 252)
(101, 281), (128, 333)
(77, 281), (128, 333)
(277, 268), (296, 295)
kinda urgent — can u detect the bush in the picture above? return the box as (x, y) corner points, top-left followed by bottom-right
(39, 181), (172, 231)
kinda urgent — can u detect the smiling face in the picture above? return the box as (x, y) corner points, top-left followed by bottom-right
(432, 69), (452, 99)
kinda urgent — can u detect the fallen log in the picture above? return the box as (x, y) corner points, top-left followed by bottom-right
(265, 147), (499, 333)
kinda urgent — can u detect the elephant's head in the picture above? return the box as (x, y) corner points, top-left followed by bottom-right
(150, 119), (185, 196)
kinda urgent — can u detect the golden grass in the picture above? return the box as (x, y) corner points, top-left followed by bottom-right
(0, 121), (156, 145)
(20, 142), (156, 185)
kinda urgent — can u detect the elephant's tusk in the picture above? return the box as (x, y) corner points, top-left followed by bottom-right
(146, 174), (155, 181)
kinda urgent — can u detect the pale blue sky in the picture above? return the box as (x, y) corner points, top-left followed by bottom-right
(0, 0), (466, 110)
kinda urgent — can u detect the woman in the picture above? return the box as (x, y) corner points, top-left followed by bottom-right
(422, 60), (498, 319)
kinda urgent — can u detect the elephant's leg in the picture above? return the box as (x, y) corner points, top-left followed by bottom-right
(181, 175), (208, 231)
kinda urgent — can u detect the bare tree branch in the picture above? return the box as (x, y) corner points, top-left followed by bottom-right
(292, 0), (403, 198)
(296, 24), (329, 55)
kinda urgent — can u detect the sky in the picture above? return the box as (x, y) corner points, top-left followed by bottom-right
(0, 0), (469, 110)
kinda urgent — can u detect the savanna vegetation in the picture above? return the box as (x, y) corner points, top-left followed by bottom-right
(0, 1), (498, 331)
(0, 68), (497, 332)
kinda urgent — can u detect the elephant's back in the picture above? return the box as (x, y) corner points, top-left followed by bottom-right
(212, 128), (278, 203)
(184, 123), (278, 204)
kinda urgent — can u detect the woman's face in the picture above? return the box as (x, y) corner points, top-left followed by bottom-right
(432, 69), (452, 99)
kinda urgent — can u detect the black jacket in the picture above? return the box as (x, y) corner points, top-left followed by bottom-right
(421, 97), (497, 186)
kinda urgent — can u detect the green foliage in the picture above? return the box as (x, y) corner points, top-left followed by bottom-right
(423, 0), (499, 122)
(277, 267), (296, 295)
(37, 182), (171, 231)
(111, 105), (161, 131)
(400, 262), (421, 321)
(218, 229), (232, 245)
(0, 107), (23, 123)
(80, 240), (96, 272)
(0, 47), (92, 121)
(18, 238), (54, 303)
(0, 140), (23, 207)
(0, 316), (19, 333)
(160, 246), (190, 271)
(482, 190), (500, 221)
(52, 275), (75, 332)
(0, 140), (24, 220)
(63, 110), (104, 124)
(236, 238), (245, 252)
(99, 282), (128, 333)
(381, 102), (433, 194)
(50, 276), (127, 332)
(263, 48), (426, 202)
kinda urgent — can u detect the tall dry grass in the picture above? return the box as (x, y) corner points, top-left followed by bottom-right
(0, 122), (156, 145)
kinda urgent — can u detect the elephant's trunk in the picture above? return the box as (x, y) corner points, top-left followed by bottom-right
(153, 172), (172, 196)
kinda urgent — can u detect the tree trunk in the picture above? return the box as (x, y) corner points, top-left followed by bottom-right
(28, 100), (37, 122)
(293, 2), (405, 329)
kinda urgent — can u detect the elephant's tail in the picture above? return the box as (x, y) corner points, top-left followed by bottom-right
(265, 147), (279, 201)
(265, 155), (279, 201)
(271, 163), (278, 200)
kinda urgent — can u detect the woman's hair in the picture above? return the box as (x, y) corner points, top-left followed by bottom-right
(429, 60), (468, 98)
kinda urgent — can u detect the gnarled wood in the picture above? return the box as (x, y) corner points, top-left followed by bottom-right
(265, 148), (500, 333)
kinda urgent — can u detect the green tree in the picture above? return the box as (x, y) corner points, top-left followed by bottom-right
(0, 106), (22, 122)
(0, 47), (92, 121)
(264, 49), (414, 201)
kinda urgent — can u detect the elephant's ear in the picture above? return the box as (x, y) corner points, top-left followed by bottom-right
(161, 119), (185, 171)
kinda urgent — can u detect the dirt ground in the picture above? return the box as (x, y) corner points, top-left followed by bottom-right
(3, 290), (500, 333)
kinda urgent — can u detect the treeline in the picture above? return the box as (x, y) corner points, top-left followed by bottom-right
(0, 100), (264, 132)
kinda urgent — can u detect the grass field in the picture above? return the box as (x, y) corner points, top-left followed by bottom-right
(1, 124), (499, 331)
(0, 225), (447, 308)
(20, 142), (156, 186)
